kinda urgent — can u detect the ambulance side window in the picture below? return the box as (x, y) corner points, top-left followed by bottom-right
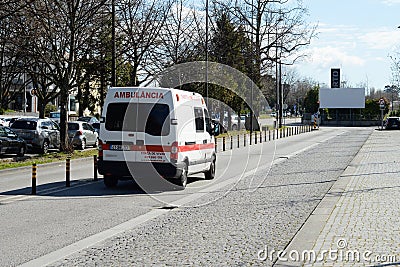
(194, 107), (204, 132)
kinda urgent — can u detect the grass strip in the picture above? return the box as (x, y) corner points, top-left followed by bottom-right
(0, 149), (97, 170)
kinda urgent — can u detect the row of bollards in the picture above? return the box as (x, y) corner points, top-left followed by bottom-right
(217, 125), (313, 153)
(31, 155), (99, 195)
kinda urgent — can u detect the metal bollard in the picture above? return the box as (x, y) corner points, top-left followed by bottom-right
(223, 136), (226, 151)
(215, 138), (218, 152)
(32, 163), (37, 195)
(264, 130), (267, 142)
(250, 132), (252, 145)
(93, 155), (98, 181)
(260, 131), (262, 143)
(244, 133), (246, 147)
(237, 134), (240, 148)
(269, 130), (271, 141)
(66, 156), (71, 187)
(255, 132), (257, 144)
(230, 135), (233, 150)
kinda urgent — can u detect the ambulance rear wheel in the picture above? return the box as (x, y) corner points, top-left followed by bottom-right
(104, 175), (118, 188)
(205, 158), (216, 180)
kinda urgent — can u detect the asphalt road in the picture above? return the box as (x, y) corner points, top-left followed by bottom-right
(0, 127), (373, 266)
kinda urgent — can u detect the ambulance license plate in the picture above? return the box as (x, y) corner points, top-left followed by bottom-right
(110, 144), (131, 151)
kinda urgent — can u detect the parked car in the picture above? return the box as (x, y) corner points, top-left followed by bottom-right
(10, 118), (60, 153)
(77, 116), (99, 125)
(67, 121), (98, 150)
(283, 111), (291, 117)
(222, 114), (246, 131)
(92, 122), (100, 134)
(385, 117), (400, 130)
(6, 117), (21, 127)
(0, 126), (27, 156)
(231, 115), (246, 131)
(49, 111), (60, 123)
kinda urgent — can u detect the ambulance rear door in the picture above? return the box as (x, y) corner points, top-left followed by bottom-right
(134, 88), (173, 164)
(103, 88), (140, 163)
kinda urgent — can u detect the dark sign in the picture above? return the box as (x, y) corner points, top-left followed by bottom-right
(331, 68), (340, 88)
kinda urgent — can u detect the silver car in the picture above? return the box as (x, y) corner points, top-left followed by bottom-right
(68, 121), (98, 150)
(10, 118), (60, 154)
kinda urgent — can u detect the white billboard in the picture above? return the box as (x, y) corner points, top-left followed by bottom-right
(319, 88), (365, 108)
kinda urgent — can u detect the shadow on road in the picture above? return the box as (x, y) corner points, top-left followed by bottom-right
(0, 175), (206, 198)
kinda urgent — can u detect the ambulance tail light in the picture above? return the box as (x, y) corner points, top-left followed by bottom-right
(170, 141), (179, 161)
(98, 139), (108, 157)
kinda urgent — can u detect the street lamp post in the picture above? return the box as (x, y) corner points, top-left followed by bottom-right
(275, 15), (283, 129)
(111, 0), (116, 87)
(279, 59), (283, 128)
(205, 0), (209, 108)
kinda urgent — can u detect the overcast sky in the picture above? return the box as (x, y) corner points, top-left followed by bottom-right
(292, 0), (400, 90)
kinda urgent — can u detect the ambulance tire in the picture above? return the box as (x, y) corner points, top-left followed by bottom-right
(204, 156), (216, 180)
(176, 162), (188, 189)
(104, 175), (118, 188)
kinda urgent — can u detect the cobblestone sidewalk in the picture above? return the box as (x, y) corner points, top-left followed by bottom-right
(276, 130), (400, 267)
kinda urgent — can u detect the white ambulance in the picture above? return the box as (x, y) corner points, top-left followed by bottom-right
(98, 87), (219, 189)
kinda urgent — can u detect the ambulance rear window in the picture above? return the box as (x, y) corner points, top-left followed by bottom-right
(105, 102), (170, 136)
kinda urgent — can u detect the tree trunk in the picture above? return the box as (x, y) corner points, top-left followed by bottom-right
(38, 98), (46, 119)
(59, 87), (69, 152)
(237, 109), (241, 130)
(227, 109), (232, 131)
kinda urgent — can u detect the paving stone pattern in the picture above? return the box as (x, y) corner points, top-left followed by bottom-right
(305, 130), (400, 267)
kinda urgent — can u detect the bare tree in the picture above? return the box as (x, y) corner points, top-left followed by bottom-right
(220, 0), (317, 82)
(27, 63), (60, 118)
(0, 0), (35, 21)
(116, 0), (172, 86)
(0, 8), (30, 111)
(155, 0), (200, 69)
(20, 0), (108, 151)
(390, 54), (400, 88)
